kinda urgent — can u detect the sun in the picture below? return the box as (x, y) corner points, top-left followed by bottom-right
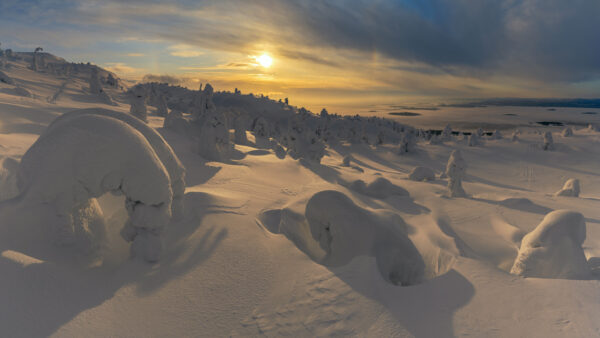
(256, 53), (273, 68)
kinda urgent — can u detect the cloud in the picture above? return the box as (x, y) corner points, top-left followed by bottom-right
(125, 53), (144, 57)
(103, 62), (145, 76)
(168, 44), (205, 58)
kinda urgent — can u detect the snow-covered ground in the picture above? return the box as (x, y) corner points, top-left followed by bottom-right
(0, 54), (599, 337)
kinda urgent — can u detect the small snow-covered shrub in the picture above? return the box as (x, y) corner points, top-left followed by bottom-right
(555, 178), (580, 197)
(408, 166), (436, 181)
(562, 127), (573, 137)
(445, 150), (467, 197)
(342, 154), (353, 167)
(510, 210), (589, 279)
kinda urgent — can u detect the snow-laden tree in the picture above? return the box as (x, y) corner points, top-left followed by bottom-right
(542, 131), (554, 151)
(129, 85), (148, 122)
(233, 115), (249, 145)
(15, 114), (175, 262)
(252, 116), (271, 148)
(45, 108), (186, 221)
(196, 110), (231, 161)
(555, 178), (580, 197)
(491, 130), (503, 140)
(510, 210), (589, 279)
(155, 93), (169, 117)
(468, 133), (480, 147)
(511, 130), (519, 142)
(445, 149), (467, 197)
(441, 124), (452, 141)
(191, 83), (216, 123)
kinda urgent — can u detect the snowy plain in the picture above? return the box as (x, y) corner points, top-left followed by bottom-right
(0, 54), (599, 337)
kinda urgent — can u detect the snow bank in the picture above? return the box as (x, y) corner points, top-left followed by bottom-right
(348, 177), (409, 199)
(510, 210), (590, 279)
(408, 166), (436, 182)
(305, 190), (424, 285)
(16, 114), (173, 262)
(45, 108), (186, 219)
(554, 178), (580, 197)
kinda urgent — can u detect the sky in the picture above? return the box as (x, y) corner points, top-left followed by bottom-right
(1, 0), (599, 113)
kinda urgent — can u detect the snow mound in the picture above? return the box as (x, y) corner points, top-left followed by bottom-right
(45, 108), (186, 219)
(408, 166), (436, 181)
(348, 177), (409, 199)
(510, 210), (590, 279)
(15, 114), (173, 262)
(260, 190), (425, 286)
(554, 178), (580, 197)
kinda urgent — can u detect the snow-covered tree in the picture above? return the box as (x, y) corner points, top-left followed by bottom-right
(542, 131), (554, 151)
(233, 115), (248, 145)
(196, 110), (231, 161)
(441, 124), (452, 141)
(491, 130), (503, 140)
(16, 114), (175, 262)
(129, 85), (148, 122)
(445, 150), (467, 197)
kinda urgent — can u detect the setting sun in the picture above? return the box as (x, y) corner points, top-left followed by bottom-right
(256, 53), (273, 68)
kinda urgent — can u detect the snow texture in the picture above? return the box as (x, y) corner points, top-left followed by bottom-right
(510, 210), (590, 279)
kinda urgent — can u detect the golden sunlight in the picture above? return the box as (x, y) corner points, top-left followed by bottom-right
(256, 53), (273, 68)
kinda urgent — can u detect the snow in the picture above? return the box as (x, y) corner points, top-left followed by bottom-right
(555, 178), (580, 197)
(408, 166), (436, 181)
(13, 114), (173, 262)
(511, 210), (590, 279)
(0, 51), (599, 337)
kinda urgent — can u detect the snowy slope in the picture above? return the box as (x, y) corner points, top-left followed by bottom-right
(0, 55), (599, 337)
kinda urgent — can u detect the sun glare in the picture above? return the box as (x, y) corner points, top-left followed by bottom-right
(256, 53), (273, 68)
